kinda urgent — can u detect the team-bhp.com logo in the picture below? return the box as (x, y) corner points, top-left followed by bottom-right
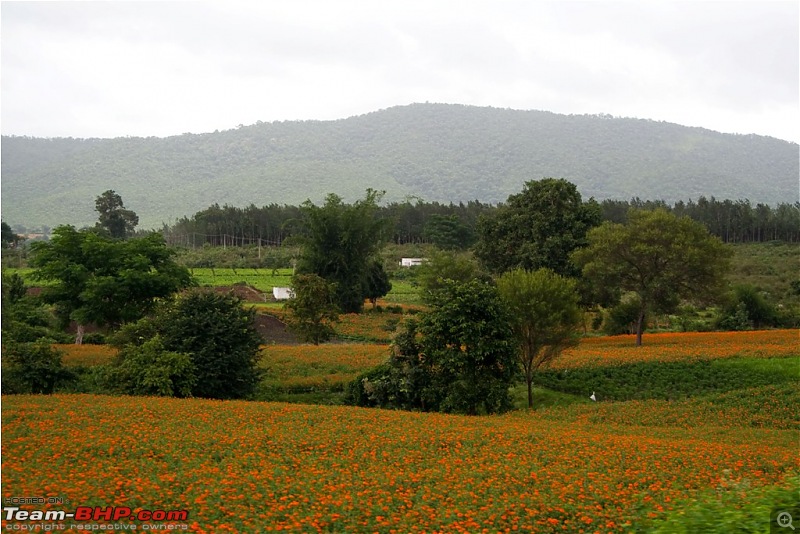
(3, 506), (189, 531)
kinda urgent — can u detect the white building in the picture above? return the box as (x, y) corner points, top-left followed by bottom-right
(399, 258), (426, 267)
(272, 287), (294, 300)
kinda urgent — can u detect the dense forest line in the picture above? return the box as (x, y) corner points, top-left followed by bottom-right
(2, 103), (797, 229)
(161, 195), (800, 249)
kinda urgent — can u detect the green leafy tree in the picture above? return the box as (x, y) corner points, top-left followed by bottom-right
(497, 268), (582, 409)
(1, 342), (69, 394)
(296, 190), (391, 313)
(416, 249), (483, 298)
(363, 259), (392, 309)
(347, 280), (518, 414)
(29, 226), (193, 343)
(95, 190), (139, 238)
(1, 221), (22, 248)
(422, 214), (475, 249)
(285, 273), (339, 344)
(345, 318), (428, 410)
(418, 279), (519, 414)
(113, 290), (263, 399)
(718, 284), (776, 330)
(573, 209), (733, 345)
(474, 178), (601, 276)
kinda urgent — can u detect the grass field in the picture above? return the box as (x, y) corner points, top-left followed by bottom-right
(3, 266), (424, 308)
(189, 267), (293, 293)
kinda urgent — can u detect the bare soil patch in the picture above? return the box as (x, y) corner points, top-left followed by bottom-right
(254, 313), (298, 344)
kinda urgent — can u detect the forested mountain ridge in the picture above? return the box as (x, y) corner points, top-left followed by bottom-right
(2, 103), (797, 229)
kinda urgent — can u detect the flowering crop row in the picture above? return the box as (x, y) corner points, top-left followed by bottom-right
(262, 307), (421, 343)
(533, 382), (800, 430)
(261, 344), (389, 391)
(55, 330), (798, 377)
(333, 312), (408, 343)
(2, 393), (797, 533)
(55, 344), (118, 367)
(552, 329), (798, 369)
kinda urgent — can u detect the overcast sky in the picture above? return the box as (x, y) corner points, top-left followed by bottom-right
(2, 1), (798, 142)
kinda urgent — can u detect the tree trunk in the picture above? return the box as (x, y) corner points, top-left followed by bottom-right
(75, 323), (85, 345)
(527, 378), (534, 409)
(635, 305), (646, 346)
(525, 363), (534, 409)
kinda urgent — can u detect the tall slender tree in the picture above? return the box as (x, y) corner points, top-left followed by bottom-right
(497, 268), (582, 408)
(296, 190), (390, 313)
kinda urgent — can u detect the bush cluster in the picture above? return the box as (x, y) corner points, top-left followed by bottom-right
(109, 289), (263, 399)
(1, 342), (72, 394)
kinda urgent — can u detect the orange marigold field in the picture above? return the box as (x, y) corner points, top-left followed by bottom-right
(552, 329), (799, 369)
(2, 394), (797, 533)
(261, 344), (389, 391)
(334, 312), (408, 342)
(55, 343), (118, 367)
(53, 330), (798, 378)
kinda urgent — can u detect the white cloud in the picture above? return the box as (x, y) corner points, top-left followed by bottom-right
(1, 0), (797, 142)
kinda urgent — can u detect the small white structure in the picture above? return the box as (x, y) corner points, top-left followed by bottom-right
(272, 287), (294, 300)
(399, 258), (426, 267)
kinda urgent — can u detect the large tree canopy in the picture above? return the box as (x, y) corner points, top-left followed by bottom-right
(572, 209), (732, 345)
(95, 189), (139, 238)
(474, 178), (601, 276)
(416, 249), (484, 298)
(415, 279), (519, 414)
(347, 278), (519, 415)
(30, 225), (192, 343)
(296, 190), (391, 313)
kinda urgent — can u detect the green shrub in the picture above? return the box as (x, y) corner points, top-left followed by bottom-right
(114, 289), (264, 400)
(1, 291), (65, 343)
(382, 317), (400, 332)
(108, 336), (196, 397)
(717, 284), (778, 331)
(343, 363), (394, 408)
(57, 365), (111, 394)
(717, 302), (752, 331)
(1, 342), (71, 394)
(82, 332), (107, 345)
(603, 298), (643, 335)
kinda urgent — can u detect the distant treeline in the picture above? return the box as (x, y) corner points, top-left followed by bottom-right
(162, 196), (800, 249)
(601, 197), (800, 243)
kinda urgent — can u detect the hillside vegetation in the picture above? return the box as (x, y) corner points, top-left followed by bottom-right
(2, 103), (797, 229)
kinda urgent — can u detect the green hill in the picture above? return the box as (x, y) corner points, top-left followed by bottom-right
(2, 103), (797, 229)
